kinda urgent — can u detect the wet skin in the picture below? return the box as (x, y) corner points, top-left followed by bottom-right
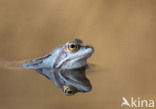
(23, 39), (94, 96)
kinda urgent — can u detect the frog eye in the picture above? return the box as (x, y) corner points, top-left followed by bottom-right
(63, 86), (76, 96)
(67, 42), (79, 52)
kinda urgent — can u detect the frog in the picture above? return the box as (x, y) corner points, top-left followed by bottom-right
(23, 39), (94, 96)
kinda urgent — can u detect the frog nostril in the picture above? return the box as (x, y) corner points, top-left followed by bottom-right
(85, 45), (93, 49)
(85, 45), (90, 48)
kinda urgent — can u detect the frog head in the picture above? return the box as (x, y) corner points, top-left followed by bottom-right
(55, 39), (94, 70)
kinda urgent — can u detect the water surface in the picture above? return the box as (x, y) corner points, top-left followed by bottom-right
(0, 0), (156, 109)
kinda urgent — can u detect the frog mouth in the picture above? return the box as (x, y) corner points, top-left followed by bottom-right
(69, 49), (94, 64)
(56, 48), (94, 69)
(76, 48), (94, 60)
(56, 52), (93, 69)
(77, 52), (92, 60)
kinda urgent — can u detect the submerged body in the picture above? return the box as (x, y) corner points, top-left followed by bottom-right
(23, 39), (94, 95)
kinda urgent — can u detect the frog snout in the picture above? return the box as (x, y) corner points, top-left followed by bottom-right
(85, 45), (94, 52)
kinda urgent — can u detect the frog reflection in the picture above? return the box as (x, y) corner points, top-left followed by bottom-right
(23, 39), (94, 96)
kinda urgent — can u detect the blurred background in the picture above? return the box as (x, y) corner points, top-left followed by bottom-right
(0, 0), (156, 109)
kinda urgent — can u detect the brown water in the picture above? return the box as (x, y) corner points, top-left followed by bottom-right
(0, 0), (156, 109)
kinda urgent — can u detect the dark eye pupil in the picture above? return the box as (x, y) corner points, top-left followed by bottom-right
(67, 90), (73, 94)
(70, 44), (76, 48)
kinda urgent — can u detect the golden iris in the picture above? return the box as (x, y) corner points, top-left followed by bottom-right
(63, 86), (76, 95)
(67, 42), (79, 52)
